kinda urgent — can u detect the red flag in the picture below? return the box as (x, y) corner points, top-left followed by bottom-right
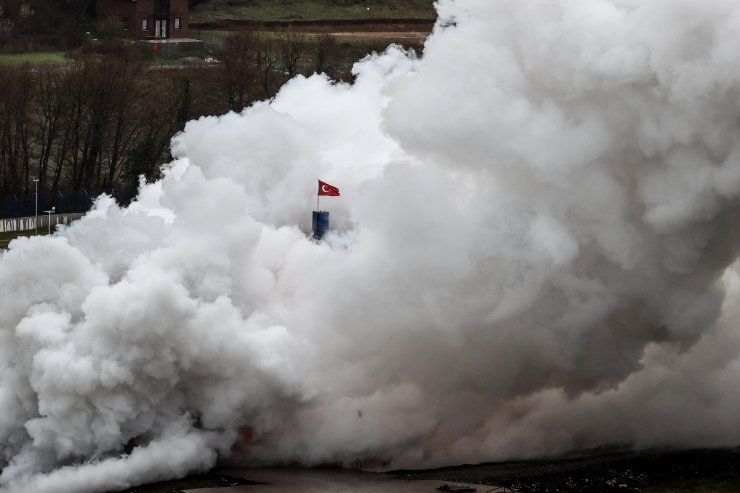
(318, 180), (340, 196)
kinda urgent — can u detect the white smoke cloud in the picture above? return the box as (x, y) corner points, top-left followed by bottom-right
(4, 0), (740, 490)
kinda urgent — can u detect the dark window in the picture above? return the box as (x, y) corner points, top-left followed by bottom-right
(155, 0), (170, 15)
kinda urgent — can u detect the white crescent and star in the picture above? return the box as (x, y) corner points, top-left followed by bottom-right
(321, 185), (331, 193)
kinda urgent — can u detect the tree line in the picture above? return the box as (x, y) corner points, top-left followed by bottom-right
(0, 30), (370, 207)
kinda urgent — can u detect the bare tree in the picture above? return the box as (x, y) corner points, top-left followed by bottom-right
(314, 35), (340, 78)
(35, 67), (67, 191)
(278, 28), (307, 79)
(0, 64), (33, 194)
(54, 57), (134, 191)
(0, 2), (14, 34)
(219, 30), (258, 111)
(255, 33), (279, 99)
(122, 66), (193, 190)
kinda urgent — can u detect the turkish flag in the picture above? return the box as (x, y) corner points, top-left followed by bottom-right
(318, 180), (340, 196)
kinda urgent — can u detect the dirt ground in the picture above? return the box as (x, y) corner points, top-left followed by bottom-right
(396, 447), (740, 493)
(307, 30), (428, 41)
(120, 447), (740, 493)
(191, 19), (435, 33)
(193, 19), (433, 42)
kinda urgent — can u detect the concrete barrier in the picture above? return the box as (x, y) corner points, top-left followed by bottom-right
(0, 213), (85, 234)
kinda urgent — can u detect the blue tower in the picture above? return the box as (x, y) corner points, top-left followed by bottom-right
(312, 211), (330, 240)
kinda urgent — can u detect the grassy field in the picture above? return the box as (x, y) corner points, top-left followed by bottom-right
(191, 0), (436, 24)
(0, 229), (46, 249)
(0, 51), (68, 65)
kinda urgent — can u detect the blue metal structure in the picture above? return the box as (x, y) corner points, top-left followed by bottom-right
(312, 211), (330, 240)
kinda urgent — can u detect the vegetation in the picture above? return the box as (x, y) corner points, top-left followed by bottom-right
(0, 29), (418, 211)
(190, 0), (436, 24)
(0, 0), (93, 53)
(0, 0), (434, 54)
(0, 45), (192, 206)
(0, 0), (428, 214)
(0, 51), (68, 64)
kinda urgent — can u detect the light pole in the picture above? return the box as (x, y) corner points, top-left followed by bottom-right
(33, 177), (39, 235)
(44, 206), (55, 235)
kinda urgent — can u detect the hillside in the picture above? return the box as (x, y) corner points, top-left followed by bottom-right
(190, 0), (437, 24)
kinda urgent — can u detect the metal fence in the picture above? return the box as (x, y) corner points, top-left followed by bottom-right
(0, 189), (122, 219)
(0, 213), (85, 234)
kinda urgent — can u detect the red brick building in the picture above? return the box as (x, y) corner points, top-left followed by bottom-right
(97, 0), (189, 39)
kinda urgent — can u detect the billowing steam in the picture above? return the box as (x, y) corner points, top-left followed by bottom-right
(4, 0), (740, 491)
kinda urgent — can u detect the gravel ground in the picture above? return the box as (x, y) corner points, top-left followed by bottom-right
(394, 447), (740, 493)
(111, 447), (740, 493)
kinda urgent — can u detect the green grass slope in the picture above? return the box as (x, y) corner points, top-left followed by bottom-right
(0, 52), (69, 65)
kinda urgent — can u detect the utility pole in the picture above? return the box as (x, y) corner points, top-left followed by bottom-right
(44, 206), (55, 235)
(33, 177), (39, 235)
